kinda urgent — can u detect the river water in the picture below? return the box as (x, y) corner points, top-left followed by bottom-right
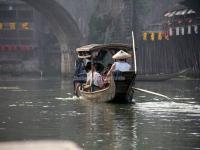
(0, 77), (199, 150)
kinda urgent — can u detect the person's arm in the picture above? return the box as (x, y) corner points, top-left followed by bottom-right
(86, 72), (90, 85)
(86, 80), (90, 85)
(106, 63), (116, 76)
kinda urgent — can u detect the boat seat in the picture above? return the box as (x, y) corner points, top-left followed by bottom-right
(114, 70), (135, 81)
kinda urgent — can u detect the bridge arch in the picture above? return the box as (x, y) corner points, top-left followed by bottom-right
(21, 0), (83, 76)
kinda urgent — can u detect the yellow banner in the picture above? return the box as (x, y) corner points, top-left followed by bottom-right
(142, 32), (171, 41)
(0, 22), (3, 30)
(0, 22), (30, 30)
(143, 32), (147, 40)
(150, 32), (155, 41)
(9, 22), (16, 30)
(21, 22), (30, 30)
(158, 32), (162, 40)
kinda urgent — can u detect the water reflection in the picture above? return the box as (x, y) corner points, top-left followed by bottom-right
(135, 101), (200, 114)
(0, 78), (199, 149)
(134, 79), (200, 150)
(77, 102), (138, 149)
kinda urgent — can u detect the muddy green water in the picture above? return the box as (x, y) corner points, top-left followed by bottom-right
(0, 78), (199, 150)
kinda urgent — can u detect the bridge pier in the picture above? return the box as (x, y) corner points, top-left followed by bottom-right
(61, 45), (76, 77)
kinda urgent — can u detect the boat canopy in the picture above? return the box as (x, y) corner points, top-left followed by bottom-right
(76, 43), (132, 59)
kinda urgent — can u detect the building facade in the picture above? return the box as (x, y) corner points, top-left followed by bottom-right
(0, 0), (61, 76)
(139, 5), (200, 76)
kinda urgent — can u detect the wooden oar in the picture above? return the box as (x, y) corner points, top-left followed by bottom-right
(133, 87), (171, 100)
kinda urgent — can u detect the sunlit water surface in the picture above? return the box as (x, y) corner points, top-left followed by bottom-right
(0, 77), (200, 150)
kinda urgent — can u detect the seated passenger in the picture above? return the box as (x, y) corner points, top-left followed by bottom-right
(85, 63), (104, 91)
(74, 62), (91, 95)
(107, 50), (131, 76)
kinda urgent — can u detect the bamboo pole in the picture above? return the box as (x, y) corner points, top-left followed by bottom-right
(132, 31), (137, 74)
(133, 87), (171, 100)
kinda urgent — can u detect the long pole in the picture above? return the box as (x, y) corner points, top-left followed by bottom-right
(132, 31), (137, 74)
(91, 57), (94, 92)
(133, 87), (171, 100)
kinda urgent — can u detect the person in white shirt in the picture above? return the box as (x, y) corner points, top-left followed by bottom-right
(86, 63), (104, 91)
(107, 50), (131, 76)
(113, 60), (131, 72)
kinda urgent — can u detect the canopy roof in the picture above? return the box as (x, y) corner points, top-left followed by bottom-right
(76, 43), (133, 59)
(76, 43), (132, 52)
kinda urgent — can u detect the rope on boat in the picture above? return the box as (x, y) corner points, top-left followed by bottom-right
(132, 87), (171, 100)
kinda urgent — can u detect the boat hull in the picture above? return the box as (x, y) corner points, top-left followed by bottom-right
(78, 71), (136, 103)
(78, 76), (116, 102)
(113, 71), (136, 102)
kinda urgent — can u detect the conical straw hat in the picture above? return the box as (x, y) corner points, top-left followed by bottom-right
(112, 50), (131, 59)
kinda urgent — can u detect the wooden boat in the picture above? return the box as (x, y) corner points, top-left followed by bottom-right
(74, 43), (137, 103)
(113, 71), (136, 102)
(78, 76), (116, 102)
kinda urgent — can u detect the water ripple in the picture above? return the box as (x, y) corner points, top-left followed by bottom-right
(135, 102), (200, 114)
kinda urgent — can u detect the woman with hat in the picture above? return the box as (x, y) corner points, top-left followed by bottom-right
(106, 50), (131, 77)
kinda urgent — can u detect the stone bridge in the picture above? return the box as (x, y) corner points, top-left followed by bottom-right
(21, 0), (187, 76)
(21, 0), (100, 76)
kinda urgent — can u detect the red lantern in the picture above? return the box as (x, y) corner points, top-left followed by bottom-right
(178, 20), (182, 24)
(188, 19), (192, 24)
